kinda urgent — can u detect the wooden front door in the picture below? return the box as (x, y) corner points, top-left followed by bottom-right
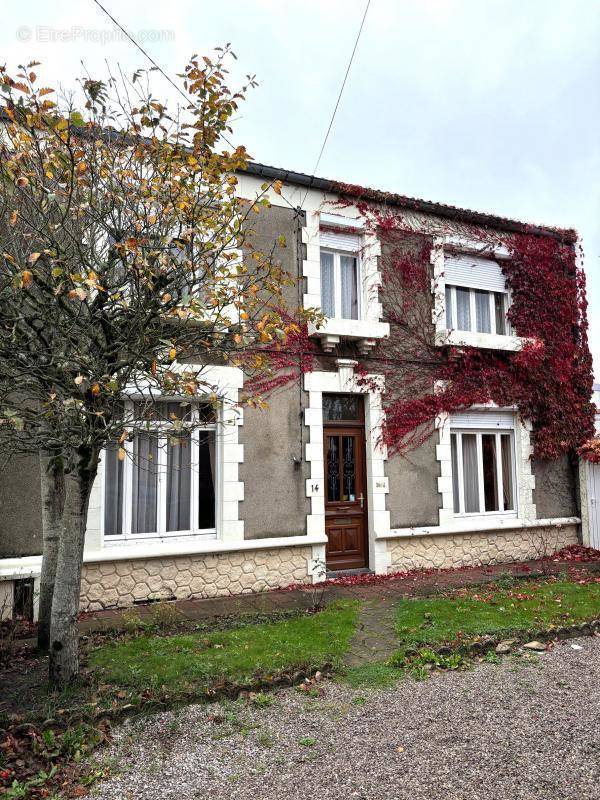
(323, 395), (368, 571)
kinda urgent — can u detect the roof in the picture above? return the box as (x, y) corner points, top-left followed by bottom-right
(243, 162), (577, 243)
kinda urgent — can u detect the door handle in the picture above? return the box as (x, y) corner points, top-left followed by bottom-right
(358, 493), (364, 509)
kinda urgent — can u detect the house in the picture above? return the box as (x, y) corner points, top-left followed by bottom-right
(0, 163), (590, 619)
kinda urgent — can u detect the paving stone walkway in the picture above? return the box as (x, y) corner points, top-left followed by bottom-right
(343, 596), (398, 667)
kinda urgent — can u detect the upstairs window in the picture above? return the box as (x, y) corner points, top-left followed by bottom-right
(319, 228), (362, 320)
(444, 253), (511, 336)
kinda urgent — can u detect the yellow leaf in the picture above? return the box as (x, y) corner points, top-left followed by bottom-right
(118, 447), (126, 461)
(28, 252), (41, 264)
(21, 270), (33, 287)
(168, 348), (177, 360)
(90, 382), (100, 395)
(272, 180), (283, 195)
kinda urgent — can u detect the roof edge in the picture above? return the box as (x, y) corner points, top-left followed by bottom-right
(242, 162), (577, 243)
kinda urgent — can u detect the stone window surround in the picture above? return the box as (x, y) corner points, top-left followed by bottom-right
(303, 208), (390, 354)
(303, 358), (392, 575)
(86, 364), (247, 554)
(431, 235), (526, 352)
(435, 406), (537, 528)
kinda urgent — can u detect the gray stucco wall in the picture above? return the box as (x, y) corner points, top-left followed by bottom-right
(239, 383), (310, 539)
(0, 454), (42, 557)
(532, 455), (578, 519)
(239, 202), (310, 539)
(386, 433), (441, 529)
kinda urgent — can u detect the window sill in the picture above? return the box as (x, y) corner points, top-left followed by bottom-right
(102, 531), (217, 547)
(379, 516), (581, 539)
(309, 318), (390, 354)
(82, 532), (328, 564)
(437, 329), (525, 352)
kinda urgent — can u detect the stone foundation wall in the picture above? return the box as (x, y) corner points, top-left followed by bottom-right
(80, 546), (312, 612)
(387, 524), (578, 573)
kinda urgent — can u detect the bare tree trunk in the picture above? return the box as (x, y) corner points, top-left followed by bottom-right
(49, 451), (98, 690)
(37, 452), (65, 651)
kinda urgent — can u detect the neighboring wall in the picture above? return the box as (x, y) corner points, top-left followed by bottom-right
(532, 455), (577, 519)
(0, 454), (42, 558)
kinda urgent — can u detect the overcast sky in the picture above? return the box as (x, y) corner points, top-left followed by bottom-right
(3, 0), (599, 377)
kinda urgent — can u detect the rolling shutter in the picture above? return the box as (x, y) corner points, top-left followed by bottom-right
(450, 410), (515, 430)
(444, 252), (506, 292)
(319, 229), (361, 252)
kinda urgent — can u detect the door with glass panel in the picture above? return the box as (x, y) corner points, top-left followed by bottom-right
(323, 395), (368, 570)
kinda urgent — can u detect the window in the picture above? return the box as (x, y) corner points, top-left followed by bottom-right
(450, 429), (516, 515)
(103, 401), (217, 539)
(443, 252), (511, 336)
(320, 250), (360, 320)
(445, 285), (509, 335)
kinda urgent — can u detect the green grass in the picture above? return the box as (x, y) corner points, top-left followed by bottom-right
(395, 579), (600, 650)
(90, 601), (358, 694)
(342, 661), (400, 689)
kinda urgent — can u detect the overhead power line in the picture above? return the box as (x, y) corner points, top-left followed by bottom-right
(302, 0), (371, 207)
(90, 0), (236, 149)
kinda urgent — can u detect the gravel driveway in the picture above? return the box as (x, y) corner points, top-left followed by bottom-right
(91, 636), (600, 800)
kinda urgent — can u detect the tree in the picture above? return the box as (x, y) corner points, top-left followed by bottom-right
(0, 51), (308, 688)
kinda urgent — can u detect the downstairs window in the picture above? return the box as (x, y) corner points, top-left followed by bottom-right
(103, 401), (217, 540)
(450, 427), (516, 516)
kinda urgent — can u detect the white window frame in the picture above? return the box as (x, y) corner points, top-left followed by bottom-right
(450, 427), (518, 518)
(320, 247), (362, 321)
(445, 285), (512, 336)
(101, 398), (220, 543)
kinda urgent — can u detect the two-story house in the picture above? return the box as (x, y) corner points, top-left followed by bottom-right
(0, 163), (589, 618)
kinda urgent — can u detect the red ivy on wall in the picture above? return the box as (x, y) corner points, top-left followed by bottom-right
(245, 194), (595, 462)
(353, 204), (595, 460)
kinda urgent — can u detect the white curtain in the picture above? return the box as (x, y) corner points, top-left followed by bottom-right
(494, 292), (507, 335)
(501, 434), (514, 510)
(103, 445), (123, 536)
(320, 252), (335, 316)
(462, 434), (479, 513)
(475, 290), (491, 333)
(456, 288), (471, 331)
(450, 434), (460, 512)
(445, 285), (453, 328)
(166, 433), (191, 531)
(340, 255), (358, 319)
(132, 432), (159, 533)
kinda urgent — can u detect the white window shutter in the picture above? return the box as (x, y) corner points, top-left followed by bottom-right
(444, 253), (507, 292)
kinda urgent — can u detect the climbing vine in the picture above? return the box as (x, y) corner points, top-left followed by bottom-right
(352, 199), (595, 460)
(245, 191), (595, 462)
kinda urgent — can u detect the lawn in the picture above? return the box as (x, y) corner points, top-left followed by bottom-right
(395, 578), (600, 650)
(90, 600), (359, 694)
